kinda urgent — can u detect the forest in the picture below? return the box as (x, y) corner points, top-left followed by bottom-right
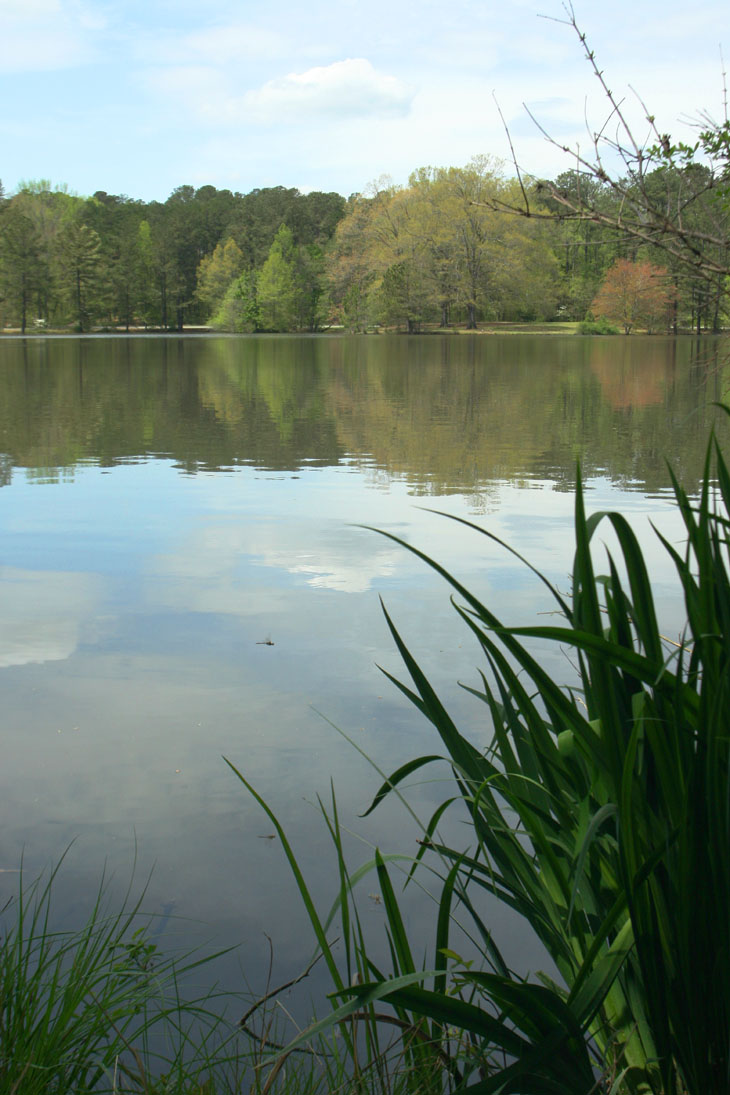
(0, 152), (727, 335)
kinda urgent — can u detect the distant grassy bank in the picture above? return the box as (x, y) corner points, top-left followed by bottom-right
(5, 320), (720, 337)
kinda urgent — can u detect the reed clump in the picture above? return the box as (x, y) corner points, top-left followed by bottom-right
(231, 408), (730, 1095)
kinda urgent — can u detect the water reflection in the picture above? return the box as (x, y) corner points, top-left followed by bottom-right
(0, 333), (726, 1006)
(0, 567), (101, 667)
(0, 334), (726, 494)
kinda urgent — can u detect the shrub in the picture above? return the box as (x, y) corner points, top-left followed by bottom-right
(577, 315), (621, 335)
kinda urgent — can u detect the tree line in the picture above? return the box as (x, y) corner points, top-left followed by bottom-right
(0, 152), (727, 334)
(0, 181), (345, 334)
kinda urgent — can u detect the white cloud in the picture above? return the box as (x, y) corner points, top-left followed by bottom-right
(246, 532), (402, 594)
(149, 518), (403, 598)
(242, 59), (414, 123)
(0, 568), (101, 668)
(142, 55), (415, 131)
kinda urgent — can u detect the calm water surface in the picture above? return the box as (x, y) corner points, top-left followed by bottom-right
(0, 333), (726, 1000)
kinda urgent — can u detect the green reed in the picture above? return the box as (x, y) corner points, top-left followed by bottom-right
(0, 859), (246, 1094)
(231, 410), (730, 1095)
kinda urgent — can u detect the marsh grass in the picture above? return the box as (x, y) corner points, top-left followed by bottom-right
(0, 858), (250, 1094)
(0, 854), (406, 1095)
(230, 410), (730, 1094)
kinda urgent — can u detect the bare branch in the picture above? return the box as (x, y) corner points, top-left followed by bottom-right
(493, 92), (531, 216)
(479, 6), (730, 291)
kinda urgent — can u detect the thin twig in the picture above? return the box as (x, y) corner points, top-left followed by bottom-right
(493, 93), (530, 216)
(239, 947), (326, 1029)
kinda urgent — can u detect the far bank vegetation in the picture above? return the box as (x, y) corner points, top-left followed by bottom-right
(1, 151), (727, 335)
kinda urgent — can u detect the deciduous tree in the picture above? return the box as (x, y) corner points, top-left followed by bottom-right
(195, 237), (245, 319)
(211, 269), (260, 332)
(591, 258), (674, 333)
(326, 196), (380, 330)
(257, 225), (299, 330)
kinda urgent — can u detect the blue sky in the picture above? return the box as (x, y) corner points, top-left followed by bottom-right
(1, 0), (726, 201)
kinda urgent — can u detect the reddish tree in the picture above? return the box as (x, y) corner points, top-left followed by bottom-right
(591, 259), (675, 333)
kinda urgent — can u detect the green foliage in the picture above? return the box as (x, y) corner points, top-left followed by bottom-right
(342, 282), (372, 331)
(0, 204), (43, 331)
(233, 410), (730, 1093)
(297, 243), (328, 332)
(253, 225), (328, 332)
(228, 187), (345, 269)
(577, 316), (621, 334)
(257, 224), (299, 331)
(377, 261), (428, 331)
(211, 268), (261, 332)
(0, 183), (345, 332)
(2, 154), (725, 334)
(135, 219), (158, 327)
(0, 861), (246, 1094)
(1, 853), (416, 1095)
(327, 163), (567, 330)
(55, 216), (103, 331)
(196, 238), (246, 319)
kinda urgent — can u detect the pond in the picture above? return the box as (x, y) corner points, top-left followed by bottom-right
(0, 332), (726, 1013)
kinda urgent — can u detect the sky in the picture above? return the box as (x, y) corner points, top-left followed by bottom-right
(1, 0), (727, 202)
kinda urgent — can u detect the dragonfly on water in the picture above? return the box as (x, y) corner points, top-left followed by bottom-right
(256, 635), (275, 646)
